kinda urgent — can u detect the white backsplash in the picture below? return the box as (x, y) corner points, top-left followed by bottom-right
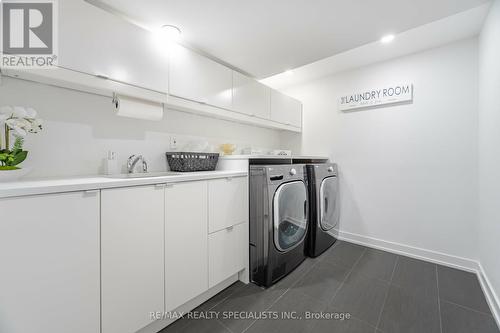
(0, 77), (284, 178)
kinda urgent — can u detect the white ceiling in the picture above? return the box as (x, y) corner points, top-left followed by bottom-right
(98, 0), (490, 79)
(261, 4), (491, 89)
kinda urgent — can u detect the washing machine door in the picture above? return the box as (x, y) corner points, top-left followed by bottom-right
(273, 181), (308, 252)
(319, 176), (339, 231)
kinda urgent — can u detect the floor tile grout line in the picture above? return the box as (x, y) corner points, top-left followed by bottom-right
(328, 247), (387, 331)
(240, 288), (291, 333)
(328, 248), (367, 307)
(223, 243), (363, 333)
(436, 265), (443, 333)
(205, 284), (246, 311)
(440, 298), (496, 317)
(223, 258), (322, 333)
(240, 259), (319, 333)
(243, 246), (366, 333)
(216, 317), (235, 333)
(388, 256), (399, 284)
(374, 256), (399, 330)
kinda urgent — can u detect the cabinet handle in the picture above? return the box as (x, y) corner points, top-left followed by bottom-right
(165, 183), (175, 188)
(226, 177), (233, 182)
(154, 184), (165, 189)
(83, 189), (99, 195)
(226, 225), (234, 232)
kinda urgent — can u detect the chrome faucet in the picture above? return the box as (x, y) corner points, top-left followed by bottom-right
(127, 155), (148, 174)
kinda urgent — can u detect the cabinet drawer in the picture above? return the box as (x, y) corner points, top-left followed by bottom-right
(208, 223), (247, 288)
(208, 177), (248, 233)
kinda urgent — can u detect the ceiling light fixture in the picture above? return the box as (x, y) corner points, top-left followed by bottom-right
(160, 24), (182, 42)
(284, 69), (294, 75)
(380, 34), (395, 44)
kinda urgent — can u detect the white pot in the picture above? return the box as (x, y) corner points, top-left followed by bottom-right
(0, 167), (32, 182)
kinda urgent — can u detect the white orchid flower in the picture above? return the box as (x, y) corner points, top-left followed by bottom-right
(25, 107), (38, 119)
(6, 118), (29, 137)
(0, 105), (13, 116)
(12, 106), (27, 118)
(29, 118), (43, 133)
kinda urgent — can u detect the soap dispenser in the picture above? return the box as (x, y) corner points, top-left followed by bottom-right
(104, 151), (118, 175)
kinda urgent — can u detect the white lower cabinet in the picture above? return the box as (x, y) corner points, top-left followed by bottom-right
(208, 177), (249, 233)
(165, 181), (209, 311)
(101, 186), (165, 333)
(209, 223), (247, 288)
(0, 174), (249, 333)
(0, 191), (100, 333)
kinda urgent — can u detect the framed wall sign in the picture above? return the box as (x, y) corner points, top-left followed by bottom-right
(339, 83), (413, 111)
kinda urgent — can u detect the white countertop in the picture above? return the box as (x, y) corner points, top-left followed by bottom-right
(0, 170), (247, 199)
(219, 155), (329, 160)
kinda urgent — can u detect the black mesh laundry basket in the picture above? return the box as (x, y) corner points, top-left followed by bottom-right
(166, 152), (219, 172)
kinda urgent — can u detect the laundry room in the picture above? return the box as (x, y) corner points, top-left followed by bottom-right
(0, 1), (499, 333)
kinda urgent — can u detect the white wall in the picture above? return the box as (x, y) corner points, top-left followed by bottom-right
(280, 38), (479, 261)
(478, 0), (500, 312)
(0, 77), (281, 178)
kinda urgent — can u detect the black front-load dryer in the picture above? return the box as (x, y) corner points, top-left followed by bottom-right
(249, 164), (308, 288)
(305, 163), (339, 258)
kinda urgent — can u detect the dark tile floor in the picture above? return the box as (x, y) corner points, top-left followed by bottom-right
(160, 241), (499, 333)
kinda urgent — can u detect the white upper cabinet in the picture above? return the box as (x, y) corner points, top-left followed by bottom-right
(270, 90), (303, 128)
(58, 0), (169, 92)
(165, 181), (208, 311)
(0, 191), (100, 333)
(232, 71), (271, 119)
(169, 45), (233, 109)
(101, 186), (164, 333)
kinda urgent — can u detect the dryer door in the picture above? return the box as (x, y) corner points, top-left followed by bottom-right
(273, 181), (308, 252)
(319, 176), (339, 231)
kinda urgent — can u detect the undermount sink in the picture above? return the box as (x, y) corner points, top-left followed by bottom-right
(106, 172), (184, 179)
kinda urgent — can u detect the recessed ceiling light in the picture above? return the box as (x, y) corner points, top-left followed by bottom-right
(284, 70), (294, 75)
(160, 24), (181, 42)
(380, 34), (395, 44)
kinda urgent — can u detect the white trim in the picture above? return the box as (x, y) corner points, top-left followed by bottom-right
(334, 229), (500, 329)
(477, 262), (500, 329)
(335, 230), (479, 272)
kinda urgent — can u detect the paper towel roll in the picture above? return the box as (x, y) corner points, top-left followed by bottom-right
(113, 95), (164, 121)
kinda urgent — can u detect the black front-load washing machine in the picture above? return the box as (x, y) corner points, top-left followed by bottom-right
(249, 164), (308, 287)
(305, 163), (339, 258)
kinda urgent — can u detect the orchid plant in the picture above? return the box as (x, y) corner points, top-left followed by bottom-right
(0, 106), (43, 170)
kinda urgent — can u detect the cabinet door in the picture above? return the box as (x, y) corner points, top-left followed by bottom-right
(169, 45), (232, 109)
(0, 192), (100, 333)
(209, 223), (247, 288)
(270, 90), (303, 127)
(165, 181), (208, 311)
(101, 186), (164, 333)
(208, 177), (248, 233)
(232, 71), (271, 119)
(59, 0), (169, 92)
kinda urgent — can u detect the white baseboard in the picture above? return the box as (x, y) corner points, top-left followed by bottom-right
(477, 262), (500, 329)
(335, 230), (479, 271)
(335, 230), (500, 329)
